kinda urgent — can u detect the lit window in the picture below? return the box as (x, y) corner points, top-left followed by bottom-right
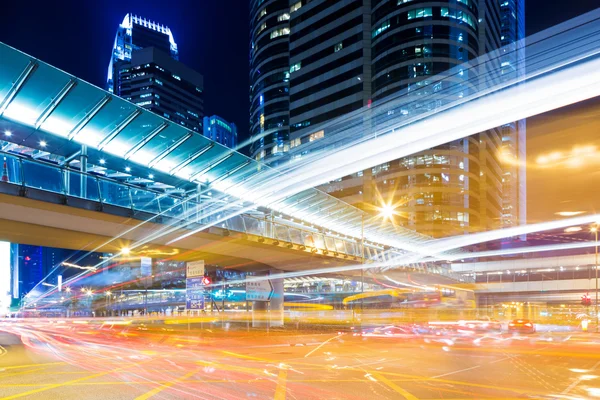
(260, 113), (265, 132)
(136, 100), (152, 107)
(407, 7), (432, 20)
(140, 93), (152, 98)
(290, 62), (301, 73)
(155, 79), (163, 86)
(290, 138), (301, 148)
(334, 42), (343, 52)
(172, 74), (181, 81)
(196, 87), (202, 93)
(272, 146), (279, 154)
(398, 0), (412, 3)
(290, 1), (302, 13)
(278, 13), (290, 21)
(372, 20), (390, 38)
(270, 27), (290, 39)
(440, 7), (476, 29)
(309, 130), (324, 142)
(259, 22), (267, 33)
(259, 8), (267, 19)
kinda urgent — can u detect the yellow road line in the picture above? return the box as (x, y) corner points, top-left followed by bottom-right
(274, 369), (288, 400)
(1, 368), (47, 379)
(0, 359), (152, 400)
(134, 369), (199, 400)
(0, 362), (66, 371)
(371, 373), (418, 400)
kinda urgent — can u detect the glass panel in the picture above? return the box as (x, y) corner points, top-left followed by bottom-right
(331, 239), (345, 254)
(129, 125), (190, 167)
(324, 237), (336, 251)
(154, 133), (211, 176)
(102, 112), (164, 158)
(3, 63), (72, 127)
(0, 44), (32, 106)
(0, 154), (23, 184)
(73, 97), (137, 148)
(99, 179), (131, 208)
(347, 242), (358, 257)
(225, 215), (246, 233)
(302, 232), (316, 247)
(274, 225), (291, 241)
(22, 161), (63, 193)
(313, 234), (326, 250)
(65, 171), (100, 201)
(289, 229), (304, 245)
(201, 153), (250, 183)
(159, 196), (184, 219)
(39, 80), (106, 138)
(131, 189), (159, 213)
(243, 216), (264, 236)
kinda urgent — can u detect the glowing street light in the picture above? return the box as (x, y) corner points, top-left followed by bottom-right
(121, 247), (131, 255)
(65, 287), (71, 293)
(379, 204), (396, 220)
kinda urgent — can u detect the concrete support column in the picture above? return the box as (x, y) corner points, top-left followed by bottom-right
(251, 270), (284, 328)
(252, 297), (268, 328)
(269, 273), (284, 327)
(80, 145), (88, 198)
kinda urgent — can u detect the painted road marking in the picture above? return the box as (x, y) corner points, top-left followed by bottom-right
(0, 358), (154, 400)
(304, 334), (341, 358)
(430, 365), (481, 379)
(134, 368), (200, 400)
(371, 372), (418, 400)
(562, 359), (600, 395)
(274, 369), (288, 400)
(0, 362), (66, 371)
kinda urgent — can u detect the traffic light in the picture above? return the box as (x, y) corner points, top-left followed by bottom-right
(581, 293), (592, 306)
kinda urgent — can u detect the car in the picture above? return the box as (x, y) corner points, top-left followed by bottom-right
(508, 319), (536, 334)
(361, 325), (414, 339)
(475, 316), (502, 332)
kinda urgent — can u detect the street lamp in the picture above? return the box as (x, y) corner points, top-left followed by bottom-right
(592, 225), (599, 332)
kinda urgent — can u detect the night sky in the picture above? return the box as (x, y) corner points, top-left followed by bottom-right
(0, 0), (597, 148)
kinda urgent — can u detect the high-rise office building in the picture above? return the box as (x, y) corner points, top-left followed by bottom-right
(288, 1), (372, 136)
(249, 0), (509, 238)
(499, 0), (526, 228)
(249, 0), (292, 162)
(362, 0), (504, 237)
(107, 14), (204, 132)
(203, 115), (238, 148)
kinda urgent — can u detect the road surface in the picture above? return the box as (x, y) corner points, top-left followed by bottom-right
(1, 321), (600, 399)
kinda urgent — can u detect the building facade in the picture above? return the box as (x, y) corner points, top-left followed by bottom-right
(499, 0), (526, 229)
(249, 0), (293, 162)
(249, 0), (511, 238)
(203, 115), (238, 148)
(107, 14), (204, 132)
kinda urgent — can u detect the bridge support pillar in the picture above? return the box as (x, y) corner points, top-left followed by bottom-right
(251, 270), (284, 328)
(269, 274), (284, 327)
(80, 145), (87, 198)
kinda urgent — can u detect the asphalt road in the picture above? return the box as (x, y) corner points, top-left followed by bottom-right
(1, 321), (600, 399)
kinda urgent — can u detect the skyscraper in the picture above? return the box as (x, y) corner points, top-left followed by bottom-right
(203, 115), (238, 149)
(249, 0), (292, 162)
(107, 14), (204, 132)
(249, 0), (509, 238)
(499, 0), (526, 229)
